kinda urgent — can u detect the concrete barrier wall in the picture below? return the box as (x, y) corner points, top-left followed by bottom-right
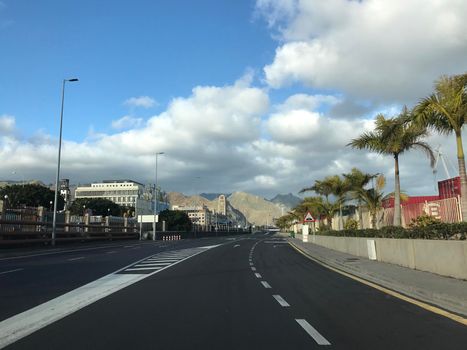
(307, 235), (467, 280)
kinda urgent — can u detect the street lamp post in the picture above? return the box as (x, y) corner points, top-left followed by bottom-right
(52, 78), (78, 246)
(153, 152), (164, 241)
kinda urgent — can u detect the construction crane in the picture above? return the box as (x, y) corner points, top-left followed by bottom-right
(432, 145), (457, 190)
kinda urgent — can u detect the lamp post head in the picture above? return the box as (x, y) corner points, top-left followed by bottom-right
(67, 78), (79, 82)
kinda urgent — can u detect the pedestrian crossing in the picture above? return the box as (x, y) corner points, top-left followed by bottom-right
(118, 247), (208, 274)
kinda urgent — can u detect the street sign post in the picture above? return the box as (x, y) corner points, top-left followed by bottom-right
(303, 212), (316, 243)
(304, 212), (315, 223)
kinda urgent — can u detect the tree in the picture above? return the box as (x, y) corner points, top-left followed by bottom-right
(301, 175), (350, 230)
(414, 73), (467, 221)
(69, 198), (121, 216)
(343, 168), (378, 229)
(275, 213), (296, 231)
(348, 109), (435, 226)
(355, 175), (386, 229)
(0, 184), (64, 209)
(295, 196), (340, 229)
(158, 209), (192, 232)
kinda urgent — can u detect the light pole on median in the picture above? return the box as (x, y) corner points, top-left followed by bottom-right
(52, 78), (78, 246)
(153, 152), (164, 241)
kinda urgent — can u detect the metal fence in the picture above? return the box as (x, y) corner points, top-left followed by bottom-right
(0, 219), (139, 246)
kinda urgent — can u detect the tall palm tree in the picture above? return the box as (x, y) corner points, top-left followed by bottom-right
(301, 175), (350, 230)
(356, 174), (386, 229)
(300, 179), (334, 201)
(343, 168), (378, 229)
(414, 73), (467, 221)
(348, 109), (435, 226)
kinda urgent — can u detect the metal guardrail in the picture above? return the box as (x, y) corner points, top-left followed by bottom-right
(0, 219), (138, 246)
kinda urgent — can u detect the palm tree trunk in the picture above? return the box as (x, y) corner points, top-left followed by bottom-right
(393, 154), (401, 226)
(339, 203), (343, 230)
(455, 131), (467, 221)
(358, 201), (363, 229)
(371, 211), (377, 229)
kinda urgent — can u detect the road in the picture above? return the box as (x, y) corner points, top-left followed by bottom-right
(1, 234), (466, 349)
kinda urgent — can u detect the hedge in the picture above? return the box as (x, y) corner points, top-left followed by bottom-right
(316, 223), (467, 240)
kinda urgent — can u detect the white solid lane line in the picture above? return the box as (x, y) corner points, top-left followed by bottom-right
(295, 319), (331, 346)
(0, 268), (24, 275)
(254, 273), (262, 278)
(261, 281), (272, 289)
(0, 245), (219, 349)
(272, 295), (290, 307)
(67, 257), (84, 261)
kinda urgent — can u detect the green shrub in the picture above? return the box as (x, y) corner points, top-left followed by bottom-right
(315, 222), (467, 240)
(409, 214), (441, 228)
(344, 218), (359, 230)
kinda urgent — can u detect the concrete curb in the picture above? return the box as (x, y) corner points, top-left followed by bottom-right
(287, 238), (467, 318)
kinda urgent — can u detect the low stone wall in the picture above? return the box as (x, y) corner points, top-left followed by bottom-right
(304, 234), (467, 280)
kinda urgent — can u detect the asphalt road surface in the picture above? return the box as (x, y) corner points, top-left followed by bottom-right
(1, 233), (466, 349)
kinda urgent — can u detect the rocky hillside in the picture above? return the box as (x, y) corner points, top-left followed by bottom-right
(228, 192), (283, 226)
(270, 193), (302, 210)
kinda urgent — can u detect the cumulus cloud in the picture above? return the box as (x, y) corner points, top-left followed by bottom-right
(111, 116), (143, 130)
(0, 115), (15, 135)
(259, 0), (467, 103)
(0, 77), (275, 195)
(124, 96), (157, 109)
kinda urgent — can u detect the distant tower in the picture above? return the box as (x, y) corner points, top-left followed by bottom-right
(59, 179), (70, 210)
(218, 195), (227, 215)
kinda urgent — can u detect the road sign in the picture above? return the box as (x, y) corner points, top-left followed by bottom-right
(304, 212), (315, 222)
(138, 215), (158, 223)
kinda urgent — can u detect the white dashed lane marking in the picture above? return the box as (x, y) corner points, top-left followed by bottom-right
(272, 295), (290, 307)
(295, 319), (331, 346)
(251, 267), (256, 271)
(254, 273), (262, 278)
(261, 281), (272, 289)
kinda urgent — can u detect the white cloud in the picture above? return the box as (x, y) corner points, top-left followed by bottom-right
(259, 0), (467, 103)
(111, 116), (143, 130)
(124, 96), (157, 109)
(0, 114), (15, 135)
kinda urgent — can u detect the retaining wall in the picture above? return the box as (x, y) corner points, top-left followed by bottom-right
(305, 235), (467, 280)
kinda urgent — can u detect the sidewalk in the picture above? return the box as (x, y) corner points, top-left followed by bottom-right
(287, 236), (467, 318)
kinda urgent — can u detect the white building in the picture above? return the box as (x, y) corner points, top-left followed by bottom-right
(75, 180), (144, 207)
(75, 180), (168, 216)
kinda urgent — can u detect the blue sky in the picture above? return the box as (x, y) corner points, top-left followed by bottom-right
(1, 0), (466, 197)
(0, 0), (278, 140)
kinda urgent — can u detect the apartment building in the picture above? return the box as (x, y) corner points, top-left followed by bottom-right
(171, 205), (212, 226)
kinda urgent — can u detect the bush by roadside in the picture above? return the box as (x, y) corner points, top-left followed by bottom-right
(316, 222), (467, 240)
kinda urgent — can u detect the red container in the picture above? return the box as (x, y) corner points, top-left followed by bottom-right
(438, 176), (461, 199)
(382, 195), (440, 208)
